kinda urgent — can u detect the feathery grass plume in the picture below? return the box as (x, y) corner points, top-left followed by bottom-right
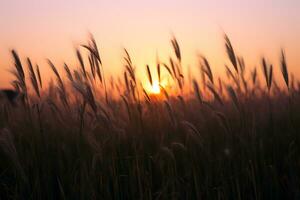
(176, 64), (183, 79)
(71, 81), (95, 111)
(124, 49), (136, 84)
(146, 65), (153, 86)
(207, 83), (223, 105)
(272, 80), (281, 94)
(57, 178), (66, 200)
(162, 63), (173, 78)
(86, 71), (96, 87)
(224, 34), (238, 72)
(85, 84), (97, 114)
(81, 33), (102, 65)
(82, 34), (107, 102)
(178, 74), (184, 90)
(121, 95), (131, 121)
(261, 58), (273, 91)
(11, 50), (27, 94)
(251, 67), (257, 85)
(48, 60), (60, 80)
(96, 102), (111, 126)
(290, 74), (296, 91)
(280, 49), (289, 89)
(124, 48), (132, 67)
(181, 121), (197, 134)
(124, 48), (132, 65)
(200, 64), (207, 92)
(76, 48), (87, 78)
(46, 98), (63, 122)
(181, 120), (202, 142)
(88, 55), (96, 79)
(115, 79), (122, 94)
(227, 86), (240, 110)
(200, 55), (214, 84)
(142, 88), (151, 102)
(214, 111), (230, 134)
(89, 34), (101, 63)
(125, 64), (135, 83)
(237, 56), (245, 74)
(11, 80), (20, 92)
(27, 58), (40, 97)
(164, 100), (176, 127)
(124, 71), (130, 92)
(238, 57), (248, 92)
(225, 65), (239, 88)
(160, 85), (169, 100)
(193, 80), (202, 104)
(64, 63), (74, 82)
(73, 69), (83, 83)
(171, 142), (187, 153)
(130, 80), (137, 102)
(157, 63), (161, 83)
(171, 36), (181, 62)
(48, 59), (65, 90)
(177, 95), (186, 110)
(11, 50), (25, 79)
(35, 64), (42, 88)
(170, 58), (177, 78)
(72, 77), (85, 95)
(47, 79), (55, 98)
(269, 65), (273, 91)
(9, 71), (22, 89)
(262, 58), (269, 89)
(47, 59), (68, 107)
(94, 54), (102, 83)
(218, 77), (223, 95)
(158, 146), (175, 163)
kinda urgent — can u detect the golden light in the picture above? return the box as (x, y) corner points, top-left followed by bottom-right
(144, 75), (173, 96)
(151, 82), (161, 94)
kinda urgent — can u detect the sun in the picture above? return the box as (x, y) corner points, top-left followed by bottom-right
(151, 83), (161, 94)
(147, 79), (171, 95)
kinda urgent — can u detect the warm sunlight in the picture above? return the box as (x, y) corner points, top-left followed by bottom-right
(146, 77), (172, 95)
(151, 82), (161, 94)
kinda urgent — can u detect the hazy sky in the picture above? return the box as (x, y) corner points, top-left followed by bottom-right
(0, 0), (299, 87)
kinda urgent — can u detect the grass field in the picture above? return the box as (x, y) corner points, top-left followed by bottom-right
(0, 34), (300, 199)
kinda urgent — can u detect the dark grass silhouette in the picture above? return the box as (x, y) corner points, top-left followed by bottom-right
(0, 34), (300, 199)
(0, 90), (21, 105)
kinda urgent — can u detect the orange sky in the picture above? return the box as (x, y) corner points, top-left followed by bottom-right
(0, 0), (300, 88)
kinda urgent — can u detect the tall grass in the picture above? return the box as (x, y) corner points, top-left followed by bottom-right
(0, 34), (300, 200)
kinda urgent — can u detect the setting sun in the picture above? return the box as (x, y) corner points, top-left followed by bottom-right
(150, 82), (161, 94)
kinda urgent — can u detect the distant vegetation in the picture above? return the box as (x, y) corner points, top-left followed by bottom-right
(0, 34), (299, 199)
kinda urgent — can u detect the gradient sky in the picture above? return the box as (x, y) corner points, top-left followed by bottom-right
(0, 0), (300, 88)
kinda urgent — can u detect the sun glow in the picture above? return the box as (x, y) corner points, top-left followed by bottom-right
(146, 77), (173, 96)
(151, 82), (161, 94)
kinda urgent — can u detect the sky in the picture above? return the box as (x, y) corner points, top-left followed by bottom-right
(0, 0), (300, 88)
